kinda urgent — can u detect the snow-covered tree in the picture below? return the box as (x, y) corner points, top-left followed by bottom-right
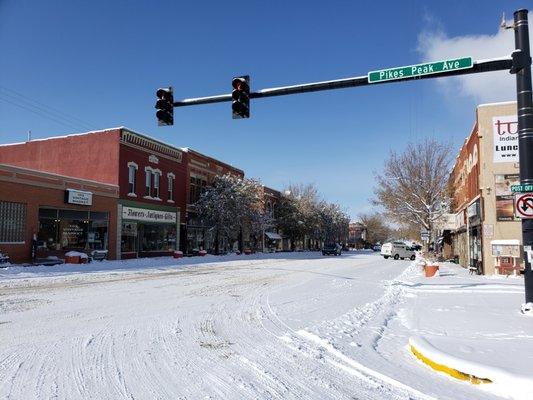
(196, 174), (274, 253)
(276, 184), (349, 248)
(373, 138), (452, 243)
(245, 183), (275, 251)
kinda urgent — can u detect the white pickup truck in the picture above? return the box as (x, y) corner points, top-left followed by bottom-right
(380, 242), (416, 260)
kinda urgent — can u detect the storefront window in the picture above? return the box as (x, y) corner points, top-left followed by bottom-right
(38, 208), (109, 252)
(139, 223), (176, 252)
(59, 219), (88, 249)
(121, 221), (138, 253)
(88, 219), (108, 250)
(38, 218), (59, 250)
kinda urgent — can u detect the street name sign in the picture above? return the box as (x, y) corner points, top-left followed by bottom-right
(368, 57), (473, 83)
(514, 193), (533, 219)
(511, 184), (533, 193)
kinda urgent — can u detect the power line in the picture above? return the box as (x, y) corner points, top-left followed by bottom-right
(0, 95), (86, 131)
(0, 86), (97, 131)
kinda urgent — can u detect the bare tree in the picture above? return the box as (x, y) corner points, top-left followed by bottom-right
(373, 138), (452, 242)
(357, 212), (392, 245)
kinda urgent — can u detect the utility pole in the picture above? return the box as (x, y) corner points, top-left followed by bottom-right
(513, 9), (533, 309)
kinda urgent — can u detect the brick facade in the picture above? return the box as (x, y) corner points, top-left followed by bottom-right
(0, 164), (118, 263)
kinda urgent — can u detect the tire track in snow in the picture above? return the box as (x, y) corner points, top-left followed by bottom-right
(1, 253), (426, 399)
(261, 260), (438, 400)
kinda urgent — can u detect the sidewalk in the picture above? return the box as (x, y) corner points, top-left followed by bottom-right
(404, 262), (533, 400)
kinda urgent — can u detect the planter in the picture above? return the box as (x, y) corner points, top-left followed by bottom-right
(198, 250), (207, 257)
(65, 255), (80, 264)
(424, 264), (439, 277)
(173, 251), (183, 259)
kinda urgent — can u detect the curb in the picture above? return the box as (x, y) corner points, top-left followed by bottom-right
(409, 337), (492, 385)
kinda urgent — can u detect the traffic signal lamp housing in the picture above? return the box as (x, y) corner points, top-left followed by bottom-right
(155, 87), (174, 126)
(232, 76), (250, 119)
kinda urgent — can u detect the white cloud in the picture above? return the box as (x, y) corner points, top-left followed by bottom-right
(417, 22), (531, 103)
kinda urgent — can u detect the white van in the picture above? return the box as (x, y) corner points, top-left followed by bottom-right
(381, 241), (416, 260)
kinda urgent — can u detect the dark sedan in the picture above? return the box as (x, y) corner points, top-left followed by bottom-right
(322, 243), (342, 256)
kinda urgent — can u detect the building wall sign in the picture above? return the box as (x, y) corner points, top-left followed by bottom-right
(122, 206), (176, 223)
(491, 240), (521, 257)
(495, 174), (520, 221)
(467, 202), (478, 218)
(493, 115), (519, 163)
(65, 189), (93, 206)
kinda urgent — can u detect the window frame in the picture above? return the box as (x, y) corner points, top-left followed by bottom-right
(127, 162), (138, 196)
(167, 172), (175, 202)
(144, 166), (153, 198)
(0, 201), (27, 244)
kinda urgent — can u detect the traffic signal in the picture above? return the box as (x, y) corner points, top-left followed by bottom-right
(155, 87), (174, 126)
(232, 76), (250, 119)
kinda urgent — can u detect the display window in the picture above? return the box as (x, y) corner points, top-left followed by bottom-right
(139, 223), (176, 251)
(121, 221), (177, 254)
(38, 208), (109, 252)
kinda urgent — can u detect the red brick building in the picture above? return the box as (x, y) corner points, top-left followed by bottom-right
(348, 222), (367, 248)
(0, 163), (118, 263)
(261, 186), (286, 251)
(0, 128), (187, 259)
(448, 123), (481, 268)
(180, 148), (244, 254)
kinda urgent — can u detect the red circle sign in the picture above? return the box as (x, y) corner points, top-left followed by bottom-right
(516, 194), (533, 218)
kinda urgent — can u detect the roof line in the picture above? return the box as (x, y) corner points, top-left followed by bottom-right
(0, 163), (119, 188)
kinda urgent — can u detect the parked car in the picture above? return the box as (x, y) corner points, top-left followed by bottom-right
(322, 243), (342, 256)
(380, 242), (416, 260)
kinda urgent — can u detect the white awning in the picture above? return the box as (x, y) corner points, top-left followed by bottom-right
(265, 232), (282, 240)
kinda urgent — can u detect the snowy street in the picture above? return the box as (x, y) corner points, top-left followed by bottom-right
(0, 252), (531, 400)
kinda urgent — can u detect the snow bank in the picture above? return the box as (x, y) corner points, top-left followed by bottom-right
(0, 251), (332, 280)
(410, 336), (533, 400)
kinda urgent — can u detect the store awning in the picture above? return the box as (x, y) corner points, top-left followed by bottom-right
(265, 232), (282, 240)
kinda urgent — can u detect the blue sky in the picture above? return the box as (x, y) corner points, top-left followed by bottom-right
(0, 0), (527, 219)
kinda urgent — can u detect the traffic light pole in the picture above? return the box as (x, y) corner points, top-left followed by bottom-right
(173, 57), (512, 107)
(514, 9), (533, 307)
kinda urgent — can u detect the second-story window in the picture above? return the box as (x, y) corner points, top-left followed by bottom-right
(128, 163), (138, 195)
(168, 173), (174, 201)
(153, 171), (160, 198)
(189, 175), (207, 204)
(145, 168), (152, 197)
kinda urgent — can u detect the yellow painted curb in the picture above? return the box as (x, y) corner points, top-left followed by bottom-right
(410, 345), (492, 385)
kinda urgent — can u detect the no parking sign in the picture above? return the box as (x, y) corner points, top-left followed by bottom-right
(514, 193), (533, 219)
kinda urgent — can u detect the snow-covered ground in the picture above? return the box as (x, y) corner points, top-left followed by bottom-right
(0, 251), (531, 399)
